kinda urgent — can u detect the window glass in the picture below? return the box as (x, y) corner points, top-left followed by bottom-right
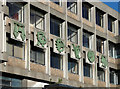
(82, 3), (91, 21)
(83, 31), (92, 49)
(50, 48), (63, 70)
(109, 42), (114, 58)
(97, 64), (105, 81)
(7, 2), (24, 22)
(14, 43), (24, 59)
(68, 24), (78, 44)
(50, 0), (62, 6)
(83, 60), (92, 78)
(110, 69), (116, 84)
(50, 18), (62, 37)
(119, 21), (120, 35)
(30, 42), (45, 65)
(0, 76), (22, 88)
(67, 1), (77, 14)
(6, 34), (24, 59)
(108, 16), (115, 32)
(96, 9), (104, 27)
(30, 7), (44, 30)
(68, 54), (78, 74)
(114, 44), (120, 58)
(96, 37), (104, 53)
(6, 38), (13, 56)
(118, 72), (120, 85)
(11, 79), (22, 87)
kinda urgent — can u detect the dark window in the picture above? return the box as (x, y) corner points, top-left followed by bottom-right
(83, 31), (92, 49)
(82, 3), (91, 21)
(119, 21), (120, 35)
(108, 16), (115, 32)
(118, 71), (120, 85)
(30, 6), (45, 30)
(96, 37), (104, 53)
(68, 24), (78, 44)
(50, 0), (62, 6)
(50, 48), (63, 70)
(83, 60), (92, 78)
(67, 1), (77, 14)
(68, 54), (78, 74)
(0, 76), (22, 88)
(97, 63), (105, 82)
(7, 2), (25, 22)
(6, 34), (25, 59)
(110, 68), (119, 85)
(115, 44), (120, 58)
(30, 41), (45, 65)
(96, 9), (104, 27)
(50, 17), (62, 37)
(109, 42), (114, 58)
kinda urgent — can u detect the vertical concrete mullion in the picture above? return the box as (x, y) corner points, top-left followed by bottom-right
(94, 6), (98, 86)
(104, 13), (110, 87)
(24, 3), (30, 70)
(115, 20), (118, 36)
(0, 12), (6, 52)
(45, 1), (50, 75)
(78, 0), (83, 83)
(63, 0), (68, 79)
(91, 6), (97, 86)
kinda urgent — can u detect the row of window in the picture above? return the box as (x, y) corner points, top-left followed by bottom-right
(6, 3), (120, 56)
(0, 75), (22, 88)
(6, 34), (120, 84)
(7, 2), (120, 35)
(1, 69), (119, 89)
(51, 1), (120, 34)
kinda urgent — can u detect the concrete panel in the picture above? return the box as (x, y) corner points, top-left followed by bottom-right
(67, 16), (81, 28)
(51, 68), (63, 78)
(84, 77), (93, 85)
(30, 63), (46, 74)
(30, 2), (49, 12)
(50, 2), (64, 13)
(96, 30), (107, 40)
(7, 56), (25, 69)
(67, 11), (79, 21)
(68, 72), (79, 82)
(98, 80), (106, 87)
(50, 8), (66, 20)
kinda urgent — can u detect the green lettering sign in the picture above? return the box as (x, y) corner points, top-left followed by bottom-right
(13, 22), (25, 41)
(36, 31), (47, 47)
(72, 44), (80, 59)
(55, 39), (64, 53)
(87, 51), (95, 63)
(101, 55), (107, 68)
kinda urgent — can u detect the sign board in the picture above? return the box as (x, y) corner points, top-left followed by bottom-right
(11, 20), (26, 42)
(53, 38), (65, 55)
(86, 50), (95, 64)
(34, 29), (47, 49)
(70, 44), (81, 60)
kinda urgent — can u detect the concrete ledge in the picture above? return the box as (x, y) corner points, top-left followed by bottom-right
(68, 72), (79, 82)
(51, 68), (63, 78)
(98, 80), (106, 87)
(96, 25), (104, 33)
(108, 31), (115, 38)
(82, 18), (92, 27)
(110, 84), (117, 87)
(30, 63), (46, 74)
(67, 11), (78, 21)
(7, 56), (25, 69)
(50, 2), (64, 13)
(84, 77), (93, 85)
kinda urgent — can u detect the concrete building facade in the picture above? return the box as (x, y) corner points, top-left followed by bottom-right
(0, 0), (120, 88)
